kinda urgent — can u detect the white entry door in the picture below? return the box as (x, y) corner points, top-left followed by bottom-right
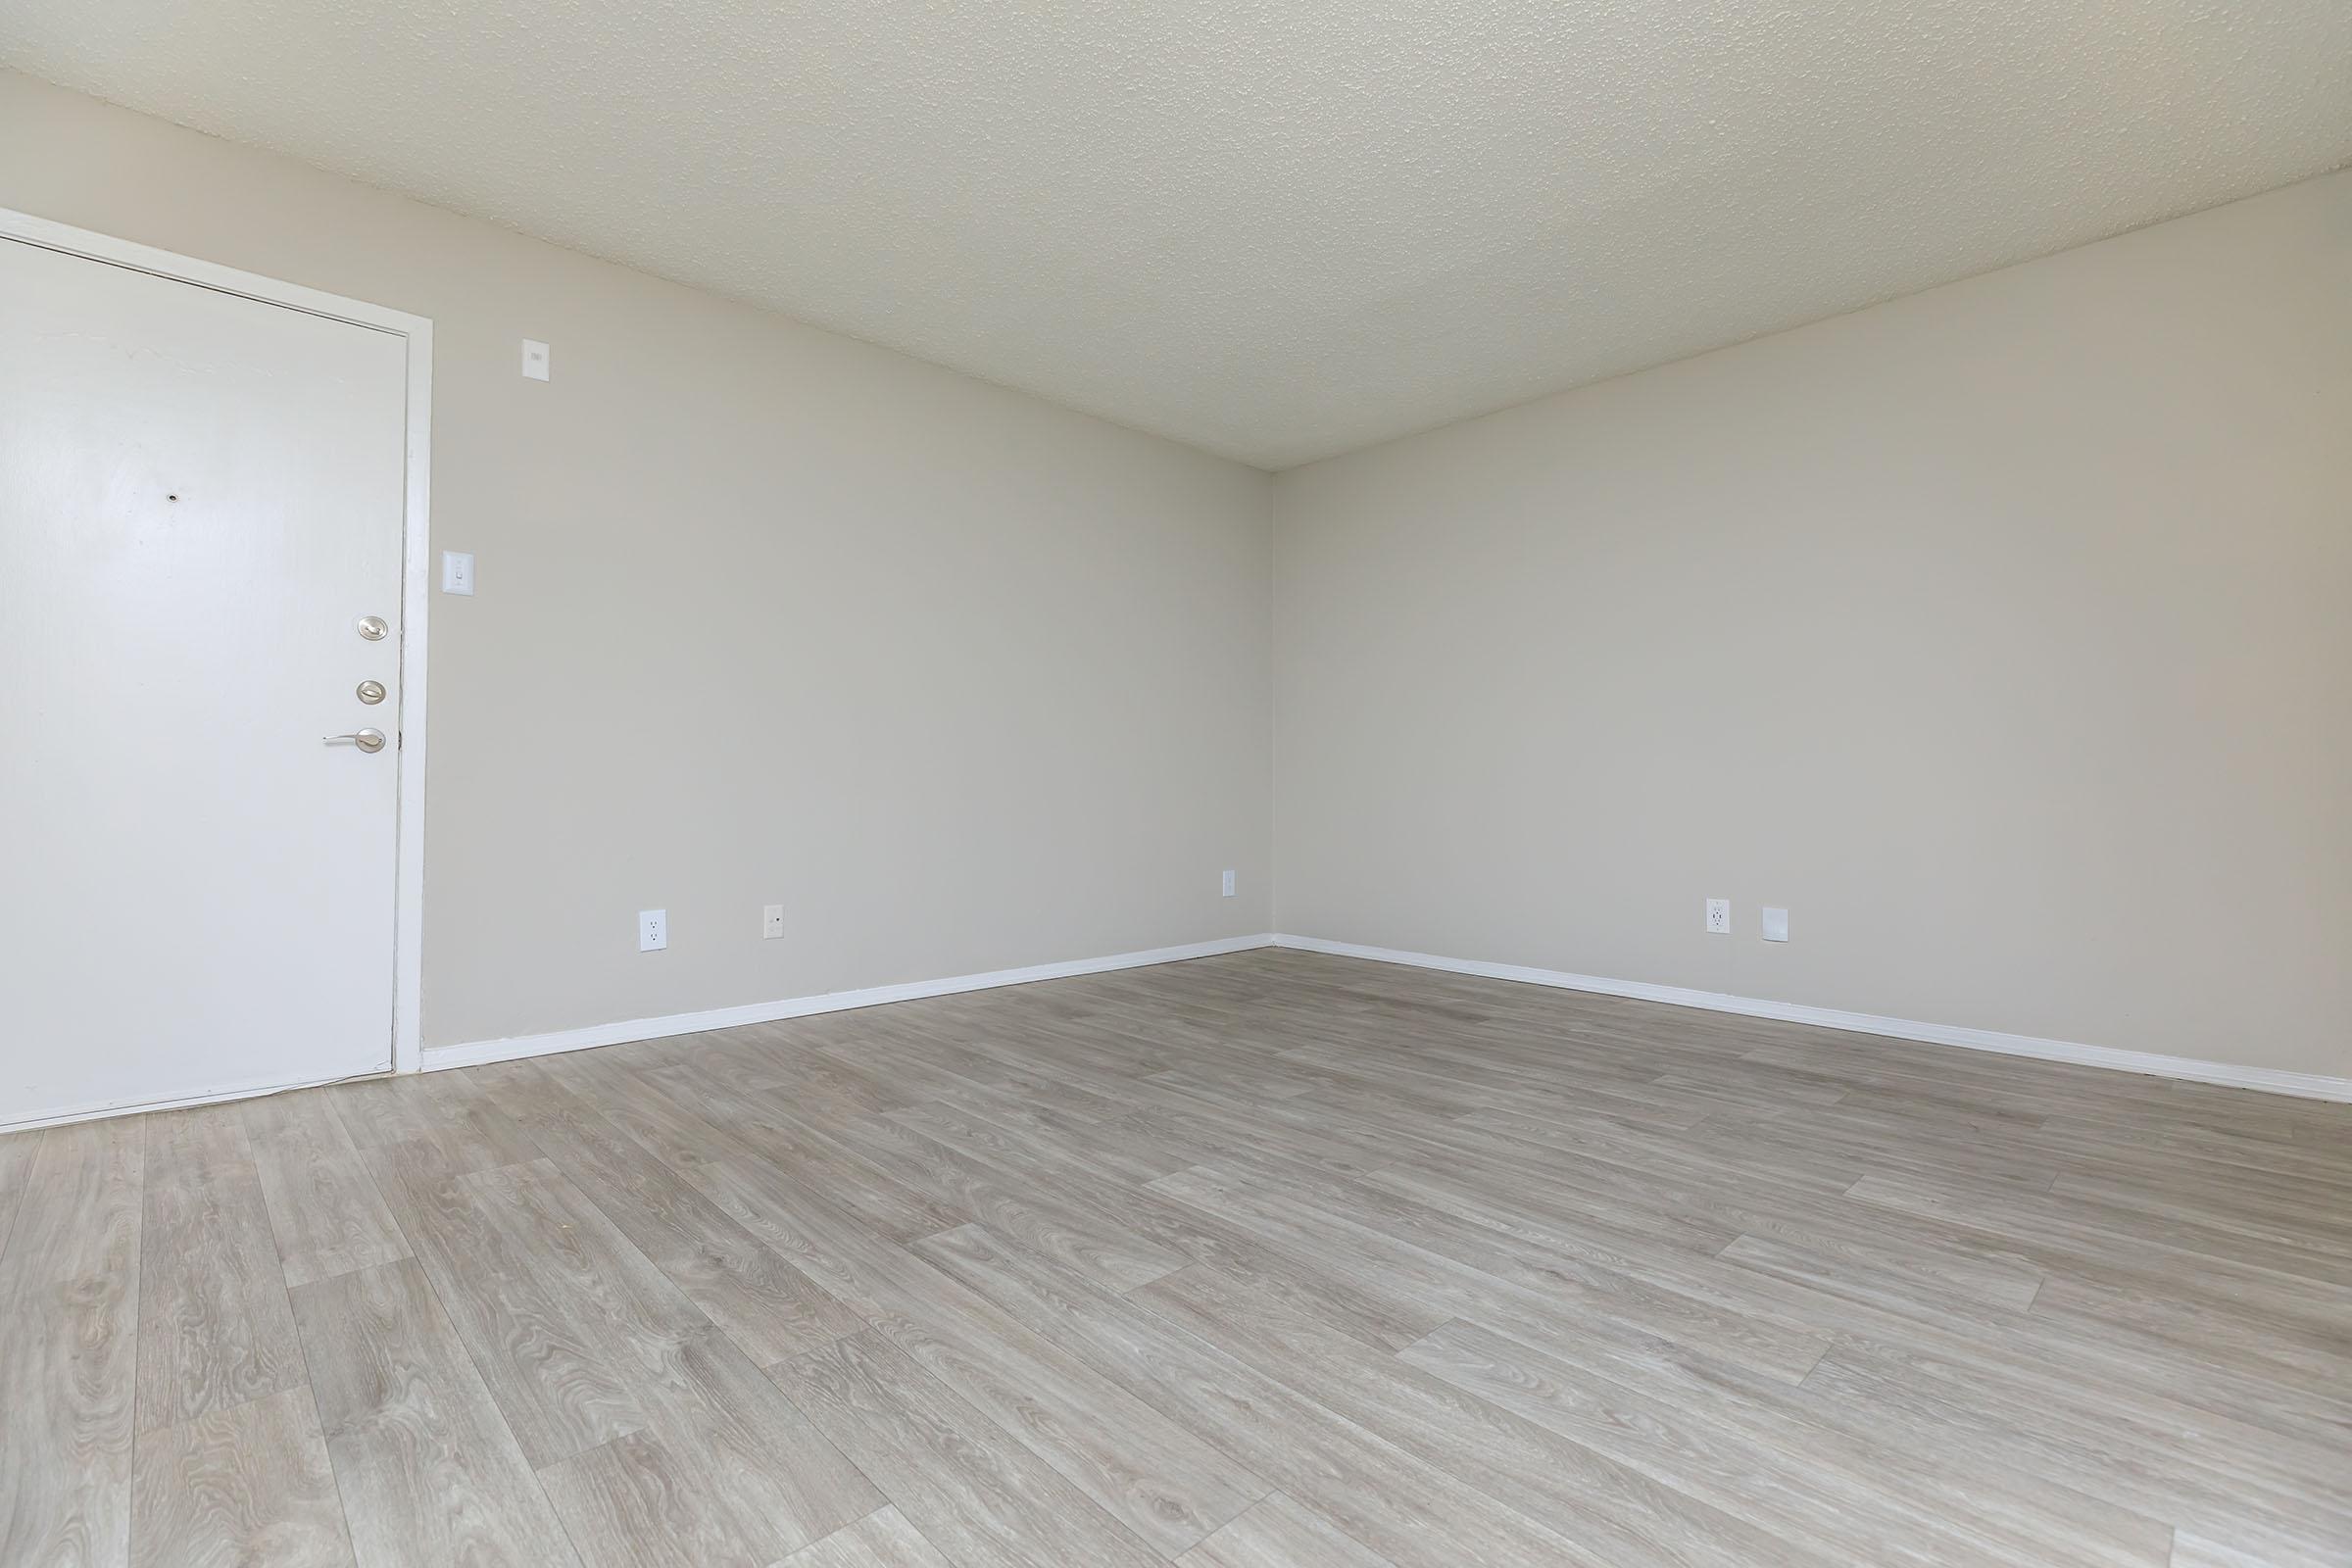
(1, 233), (415, 1127)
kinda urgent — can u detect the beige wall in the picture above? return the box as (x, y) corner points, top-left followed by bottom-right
(1275, 172), (2352, 1076)
(0, 72), (1274, 1048)
(10, 70), (2343, 1079)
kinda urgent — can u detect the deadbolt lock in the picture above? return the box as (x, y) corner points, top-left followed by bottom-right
(356, 679), (387, 705)
(357, 614), (389, 641)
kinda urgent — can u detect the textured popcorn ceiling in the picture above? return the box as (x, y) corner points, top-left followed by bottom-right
(7, 3), (2349, 467)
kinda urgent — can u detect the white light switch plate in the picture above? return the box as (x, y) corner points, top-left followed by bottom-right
(1762, 906), (1788, 942)
(638, 909), (667, 952)
(521, 339), (550, 381)
(441, 551), (475, 595)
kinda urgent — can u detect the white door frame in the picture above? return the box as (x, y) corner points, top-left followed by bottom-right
(1, 207), (433, 1079)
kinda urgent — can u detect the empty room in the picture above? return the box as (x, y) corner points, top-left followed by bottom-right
(1, 2), (2347, 1565)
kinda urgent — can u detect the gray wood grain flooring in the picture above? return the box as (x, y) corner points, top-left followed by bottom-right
(3, 948), (2348, 1566)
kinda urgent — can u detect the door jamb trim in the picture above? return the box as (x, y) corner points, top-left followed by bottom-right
(0, 207), (434, 1077)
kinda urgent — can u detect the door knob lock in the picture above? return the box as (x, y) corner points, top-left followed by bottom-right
(355, 679), (386, 705)
(325, 728), (387, 754)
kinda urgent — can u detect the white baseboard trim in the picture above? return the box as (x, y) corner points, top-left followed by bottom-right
(0, 1063), (391, 1136)
(423, 933), (1277, 1074)
(1271, 933), (2352, 1103)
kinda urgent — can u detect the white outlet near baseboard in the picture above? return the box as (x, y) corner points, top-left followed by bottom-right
(1705, 898), (1731, 934)
(762, 904), (784, 940)
(638, 909), (667, 952)
(1221, 869), (1237, 898)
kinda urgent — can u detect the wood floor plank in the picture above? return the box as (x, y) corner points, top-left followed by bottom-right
(1401, 1317), (2167, 1568)
(2051, 1155), (2352, 1243)
(911, 1223), (1609, 1568)
(539, 1433), (763, 1568)
(1088, 1169), (1457, 1353)
(133, 1104), (309, 1433)
(729, 1042), (930, 1119)
(1176, 1494), (1399, 1568)
(324, 1073), (542, 1174)
(363, 1151), (703, 1466)
(681, 1152), (1267, 1554)
(563, 1050), (962, 1244)
(1370, 1131), (1747, 1258)
(892, 1090), (1198, 1185)
(779, 1505), (954, 1568)
(290, 1258), (578, 1568)
(1149, 1164), (1830, 1391)
(1717, 1231), (2042, 1316)
(2026, 1269), (2352, 1421)
(0, 1116), (146, 1292)
(1801, 1341), (2350, 1559)
(474, 1060), (864, 1366)
(772, 1331), (1167, 1568)
(1179, 1151), (1837, 1381)
(541, 1325), (881, 1568)
(0, 1121), (144, 1568)
(1382, 1109), (2030, 1279)
(240, 1091), (410, 1290)
(1845, 1170), (2352, 1290)
(1378, 1154), (2343, 1532)
(377, 1133), (882, 1561)
(1130, 1261), (1815, 1568)
(2167, 1530), (2338, 1568)
(814, 1106), (1189, 1293)
(0, 1122), (41, 1260)
(128, 1385), (355, 1568)
(2033, 1112), (2352, 1195)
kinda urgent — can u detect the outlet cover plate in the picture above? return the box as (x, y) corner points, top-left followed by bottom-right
(1705, 898), (1732, 934)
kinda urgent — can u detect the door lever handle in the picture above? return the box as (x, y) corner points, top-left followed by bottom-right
(324, 728), (387, 754)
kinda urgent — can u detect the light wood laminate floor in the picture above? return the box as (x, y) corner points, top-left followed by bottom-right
(4, 949), (2348, 1567)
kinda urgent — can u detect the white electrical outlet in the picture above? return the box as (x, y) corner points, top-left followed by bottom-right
(638, 909), (667, 952)
(1705, 898), (1732, 934)
(1762, 906), (1788, 942)
(762, 904), (784, 940)
(521, 339), (551, 381)
(1221, 869), (1237, 898)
